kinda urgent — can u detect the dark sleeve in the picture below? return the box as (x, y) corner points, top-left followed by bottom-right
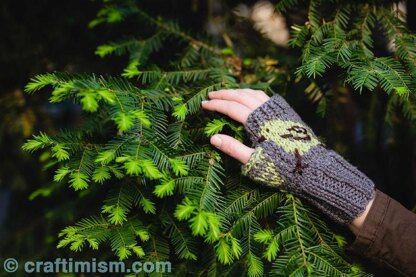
(348, 189), (416, 276)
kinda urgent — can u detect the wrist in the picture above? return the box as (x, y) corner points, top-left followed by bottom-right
(349, 198), (375, 235)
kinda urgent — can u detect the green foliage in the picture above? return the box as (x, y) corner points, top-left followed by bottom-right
(285, 0), (416, 119)
(255, 194), (362, 276)
(22, 0), (416, 275)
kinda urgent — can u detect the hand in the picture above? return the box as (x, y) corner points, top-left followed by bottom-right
(201, 89), (375, 229)
(201, 89), (270, 164)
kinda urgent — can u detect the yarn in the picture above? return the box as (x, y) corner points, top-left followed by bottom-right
(241, 94), (375, 224)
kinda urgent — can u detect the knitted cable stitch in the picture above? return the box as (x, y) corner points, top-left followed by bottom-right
(241, 94), (375, 224)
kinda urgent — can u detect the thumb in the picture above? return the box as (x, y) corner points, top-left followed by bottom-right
(210, 134), (255, 164)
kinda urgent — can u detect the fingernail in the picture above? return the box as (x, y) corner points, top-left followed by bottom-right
(201, 100), (208, 105)
(208, 91), (216, 96)
(211, 135), (222, 148)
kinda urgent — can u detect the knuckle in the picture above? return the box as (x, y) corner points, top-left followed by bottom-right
(254, 90), (267, 96)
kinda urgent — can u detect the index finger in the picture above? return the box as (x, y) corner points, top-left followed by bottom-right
(201, 99), (251, 124)
(208, 89), (269, 110)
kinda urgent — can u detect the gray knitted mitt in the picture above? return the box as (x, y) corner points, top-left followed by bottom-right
(241, 94), (375, 224)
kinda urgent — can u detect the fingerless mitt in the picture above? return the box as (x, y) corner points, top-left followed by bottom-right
(241, 94), (375, 224)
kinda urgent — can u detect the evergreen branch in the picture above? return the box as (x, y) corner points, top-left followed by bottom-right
(290, 195), (308, 268)
(308, 0), (322, 32)
(162, 211), (198, 260)
(184, 82), (224, 115)
(276, 0), (303, 12)
(135, 9), (223, 56)
(196, 158), (225, 212)
(137, 68), (216, 85)
(96, 30), (167, 60)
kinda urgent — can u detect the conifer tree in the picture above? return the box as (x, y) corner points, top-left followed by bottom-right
(23, 0), (415, 275)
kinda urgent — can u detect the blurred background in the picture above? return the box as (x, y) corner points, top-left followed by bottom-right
(0, 0), (415, 273)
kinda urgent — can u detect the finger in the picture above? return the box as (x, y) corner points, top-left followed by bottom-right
(249, 89), (270, 102)
(234, 89), (270, 102)
(210, 134), (255, 164)
(208, 89), (267, 110)
(201, 99), (251, 124)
